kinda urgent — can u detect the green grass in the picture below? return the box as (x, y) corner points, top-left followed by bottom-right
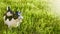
(0, 0), (60, 34)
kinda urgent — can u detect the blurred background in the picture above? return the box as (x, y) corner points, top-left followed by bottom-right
(0, 0), (60, 34)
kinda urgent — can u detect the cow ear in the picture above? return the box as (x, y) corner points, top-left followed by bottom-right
(18, 11), (22, 14)
(7, 6), (11, 11)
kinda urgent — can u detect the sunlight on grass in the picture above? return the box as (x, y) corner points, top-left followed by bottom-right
(52, 0), (60, 17)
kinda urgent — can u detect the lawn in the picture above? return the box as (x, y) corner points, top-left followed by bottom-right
(0, 0), (60, 34)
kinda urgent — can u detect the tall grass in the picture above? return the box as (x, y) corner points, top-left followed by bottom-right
(0, 0), (60, 34)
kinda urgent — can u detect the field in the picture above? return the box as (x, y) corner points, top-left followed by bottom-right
(0, 0), (60, 34)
